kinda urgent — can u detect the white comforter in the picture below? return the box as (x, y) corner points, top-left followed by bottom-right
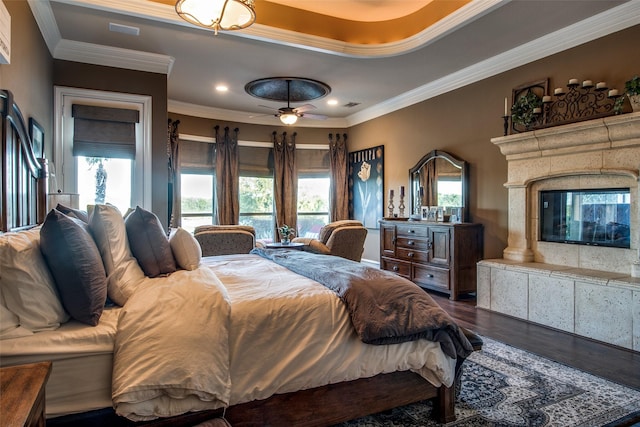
(112, 254), (455, 421)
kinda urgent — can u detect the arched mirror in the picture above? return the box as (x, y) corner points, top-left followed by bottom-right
(409, 150), (469, 222)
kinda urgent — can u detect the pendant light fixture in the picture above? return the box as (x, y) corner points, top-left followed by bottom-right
(175, 0), (256, 35)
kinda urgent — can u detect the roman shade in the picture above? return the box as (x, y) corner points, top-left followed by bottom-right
(297, 147), (329, 178)
(239, 145), (273, 178)
(72, 104), (139, 159)
(179, 140), (215, 171)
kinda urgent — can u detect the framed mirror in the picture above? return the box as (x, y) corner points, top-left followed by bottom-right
(409, 150), (469, 222)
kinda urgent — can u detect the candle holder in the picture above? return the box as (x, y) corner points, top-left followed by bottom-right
(502, 115), (510, 136)
(398, 194), (405, 217)
(387, 194), (395, 217)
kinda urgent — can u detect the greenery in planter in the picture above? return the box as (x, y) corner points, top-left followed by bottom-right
(511, 90), (542, 129)
(615, 75), (640, 113)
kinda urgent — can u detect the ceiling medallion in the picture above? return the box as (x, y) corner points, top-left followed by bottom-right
(245, 77), (331, 125)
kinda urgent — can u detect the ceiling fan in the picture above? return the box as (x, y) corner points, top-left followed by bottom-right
(245, 77), (331, 125)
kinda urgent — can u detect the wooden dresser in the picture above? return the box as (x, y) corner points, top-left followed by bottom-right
(379, 220), (483, 300)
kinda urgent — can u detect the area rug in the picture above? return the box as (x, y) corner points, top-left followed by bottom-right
(336, 337), (640, 427)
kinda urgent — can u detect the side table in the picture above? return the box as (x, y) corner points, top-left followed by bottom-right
(0, 361), (52, 427)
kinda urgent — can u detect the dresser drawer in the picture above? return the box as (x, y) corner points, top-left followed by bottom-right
(413, 264), (450, 290)
(396, 247), (429, 263)
(381, 257), (411, 278)
(396, 237), (431, 252)
(396, 224), (429, 238)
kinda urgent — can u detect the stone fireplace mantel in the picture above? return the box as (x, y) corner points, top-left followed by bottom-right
(477, 112), (640, 352)
(491, 112), (640, 271)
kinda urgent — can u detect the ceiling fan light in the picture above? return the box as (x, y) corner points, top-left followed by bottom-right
(176, 0), (256, 35)
(280, 113), (298, 125)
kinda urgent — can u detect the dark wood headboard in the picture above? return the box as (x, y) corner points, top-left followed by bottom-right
(1, 89), (48, 232)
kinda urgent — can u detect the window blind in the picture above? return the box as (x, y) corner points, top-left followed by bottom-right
(179, 140), (215, 172)
(297, 148), (329, 178)
(72, 104), (139, 159)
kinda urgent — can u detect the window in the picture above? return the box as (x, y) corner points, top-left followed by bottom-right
(239, 176), (274, 241)
(297, 177), (329, 238)
(54, 87), (151, 213)
(297, 147), (330, 238)
(180, 173), (214, 232)
(76, 157), (132, 215)
(238, 145), (274, 241)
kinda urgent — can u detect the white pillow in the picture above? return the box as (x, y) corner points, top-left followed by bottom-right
(0, 227), (69, 331)
(0, 292), (33, 339)
(170, 227), (202, 271)
(89, 204), (145, 306)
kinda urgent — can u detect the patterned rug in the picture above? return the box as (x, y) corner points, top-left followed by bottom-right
(336, 338), (640, 427)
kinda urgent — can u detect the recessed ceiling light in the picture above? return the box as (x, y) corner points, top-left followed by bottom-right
(327, 99), (338, 106)
(215, 85), (229, 92)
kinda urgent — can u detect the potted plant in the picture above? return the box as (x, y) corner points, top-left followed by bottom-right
(277, 224), (295, 244)
(615, 75), (640, 113)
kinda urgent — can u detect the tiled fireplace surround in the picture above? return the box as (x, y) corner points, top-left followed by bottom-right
(477, 112), (640, 352)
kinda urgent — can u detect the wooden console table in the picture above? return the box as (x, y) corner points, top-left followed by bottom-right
(0, 361), (52, 427)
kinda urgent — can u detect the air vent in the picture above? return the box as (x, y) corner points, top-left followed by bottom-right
(109, 23), (140, 36)
(343, 102), (360, 108)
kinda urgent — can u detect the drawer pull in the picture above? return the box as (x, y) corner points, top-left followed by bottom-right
(392, 265), (399, 272)
(409, 229), (415, 233)
(408, 252), (414, 258)
(408, 240), (415, 246)
(426, 274), (434, 278)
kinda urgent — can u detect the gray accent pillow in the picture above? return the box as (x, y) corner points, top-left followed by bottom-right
(40, 209), (107, 326)
(55, 203), (89, 223)
(125, 206), (176, 277)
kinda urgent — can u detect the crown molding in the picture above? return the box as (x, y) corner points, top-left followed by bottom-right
(27, 0), (61, 55)
(346, 0), (640, 126)
(54, 39), (175, 74)
(168, 100), (349, 128)
(46, 0), (506, 58)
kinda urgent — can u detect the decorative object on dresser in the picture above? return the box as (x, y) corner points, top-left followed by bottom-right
(0, 361), (52, 427)
(380, 220), (483, 300)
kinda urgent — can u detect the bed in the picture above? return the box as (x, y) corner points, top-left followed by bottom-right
(0, 89), (476, 426)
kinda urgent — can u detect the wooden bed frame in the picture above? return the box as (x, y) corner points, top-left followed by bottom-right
(2, 88), (476, 426)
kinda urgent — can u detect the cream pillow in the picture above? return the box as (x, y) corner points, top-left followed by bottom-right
(0, 227), (69, 331)
(170, 227), (202, 270)
(89, 204), (145, 306)
(0, 291), (33, 339)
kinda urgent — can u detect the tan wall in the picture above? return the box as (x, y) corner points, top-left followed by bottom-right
(349, 24), (640, 261)
(0, 0), (54, 159)
(53, 60), (168, 225)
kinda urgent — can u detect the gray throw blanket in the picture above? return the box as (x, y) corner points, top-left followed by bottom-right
(251, 248), (473, 360)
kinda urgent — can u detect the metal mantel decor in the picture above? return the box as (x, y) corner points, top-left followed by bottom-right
(510, 78), (621, 133)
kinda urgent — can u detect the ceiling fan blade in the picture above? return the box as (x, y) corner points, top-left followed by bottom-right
(301, 113), (328, 120)
(293, 104), (316, 113)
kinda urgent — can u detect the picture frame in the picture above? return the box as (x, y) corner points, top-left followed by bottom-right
(349, 145), (384, 229)
(29, 117), (44, 158)
(421, 206), (430, 220)
(436, 206), (444, 221)
(427, 206), (438, 221)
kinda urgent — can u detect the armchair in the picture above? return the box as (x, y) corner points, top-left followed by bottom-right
(194, 225), (256, 256)
(292, 220), (368, 262)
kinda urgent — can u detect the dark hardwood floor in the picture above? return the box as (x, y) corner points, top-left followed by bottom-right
(428, 291), (640, 391)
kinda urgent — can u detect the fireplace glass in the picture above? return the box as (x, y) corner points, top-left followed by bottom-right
(539, 188), (630, 248)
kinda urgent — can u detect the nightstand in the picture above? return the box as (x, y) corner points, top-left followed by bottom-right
(0, 361), (52, 427)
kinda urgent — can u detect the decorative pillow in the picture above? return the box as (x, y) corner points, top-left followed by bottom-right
(56, 203), (89, 223)
(125, 206), (177, 277)
(0, 227), (69, 331)
(170, 227), (202, 270)
(40, 210), (108, 326)
(89, 204), (145, 306)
